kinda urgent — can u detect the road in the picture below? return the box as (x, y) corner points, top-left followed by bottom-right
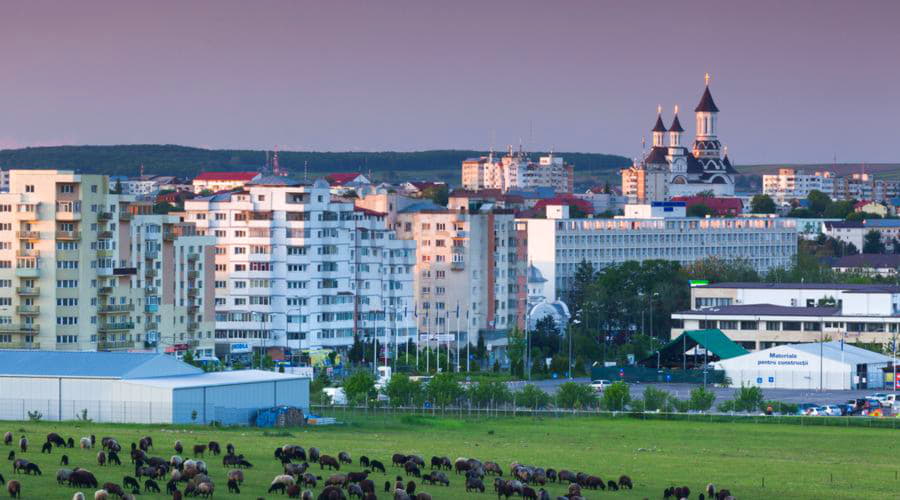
(507, 377), (878, 406)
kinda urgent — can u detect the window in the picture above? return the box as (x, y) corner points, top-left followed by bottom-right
(718, 320), (737, 330)
(233, 247), (246, 254)
(803, 322), (821, 331)
(56, 335), (78, 343)
(781, 321), (801, 331)
(740, 321), (758, 330)
(287, 246), (307, 255)
(766, 321), (780, 331)
(699, 320), (717, 329)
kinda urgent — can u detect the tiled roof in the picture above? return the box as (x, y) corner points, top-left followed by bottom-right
(194, 171), (260, 182)
(694, 86), (719, 112)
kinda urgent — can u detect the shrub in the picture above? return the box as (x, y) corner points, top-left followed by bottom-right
(467, 380), (512, 407)
(733, 385), (764, 412)
(383, 374), (423, 407)
(689, 387), (716, 412)
(603, 381), (631, 411)
(515, 384), (552, 410)
(668, 396), (691, 413)
(556, 382), (598, 409)
(426, 373), (464, 408)
(717, 400), (735, 412)
(343, 370), (377, 405)
(761, 400), (799, 415)
(642, 386), (671, 412)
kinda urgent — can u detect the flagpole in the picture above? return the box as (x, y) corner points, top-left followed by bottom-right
(466, 310), (470, 372)
(456, 304), (461, 372)
(426, 312), (430, 374)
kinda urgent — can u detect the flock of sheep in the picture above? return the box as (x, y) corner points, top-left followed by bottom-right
(1, 429), (735, 499)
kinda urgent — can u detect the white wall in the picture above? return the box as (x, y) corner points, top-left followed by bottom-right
(716, 347), (853, 390)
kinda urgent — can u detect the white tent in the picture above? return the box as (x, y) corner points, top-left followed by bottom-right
(714, 341), (894, 390)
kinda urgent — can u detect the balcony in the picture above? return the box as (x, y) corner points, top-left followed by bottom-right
(55, 204), (81, 221)
(451, 261), (465, 271)
(97, 231), (114, 240)
(97, 339), (133, 350)
(96, 249), (114, 258)
(99, 304), (134, 314)
(16, 230), (40, 240)
(144, 286), (159, 296)
(15, 267), (39, 278)
(187, 322), (199, 331)
(145, 251), (159, 260)
(98, 211), (113, 221)
(144, 304), (159, 314)
(98, 322), (135, 332)
(187, 288), (199, 297)
(0, 324), (40, 334)
(118, 212), (133, 221)
(187, 305), (199, 314)
(15, 249), (40, 258)
(0, 341), (40, 350)
(55, 230), (81, 240)
(96, 267), (113, 277)
(15, 305), (40, 315)
(163, 231), (175, 241)
(98, 286), (114, 295)
(145, 322), (159, 331)
(187, 252), (200, 261)
(15, 287), (39, 296)
(15, 204), (40, 220)
(145, 268), (158, 278)
(113, 267), (137, 276)
(187, 270), (199, 280)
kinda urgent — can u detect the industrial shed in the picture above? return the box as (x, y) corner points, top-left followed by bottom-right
(0, 351), (309, 425)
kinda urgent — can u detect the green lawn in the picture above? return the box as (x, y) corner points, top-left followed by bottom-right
(2, 415), (896, 499)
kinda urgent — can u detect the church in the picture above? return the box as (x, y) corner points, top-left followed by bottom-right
(621, 76), (739, 202)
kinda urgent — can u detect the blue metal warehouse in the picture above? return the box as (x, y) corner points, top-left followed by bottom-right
(0, 351), (309, 425)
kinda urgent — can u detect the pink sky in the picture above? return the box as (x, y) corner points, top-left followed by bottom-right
(1, 0), (899, 163)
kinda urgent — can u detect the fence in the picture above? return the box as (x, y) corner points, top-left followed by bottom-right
(591, 366), (726, 384)
(0, 399), (280, 426)
(309, 404), (900, 429)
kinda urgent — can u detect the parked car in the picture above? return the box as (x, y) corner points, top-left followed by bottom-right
(796, 403), (818, 415)
(590, 379), (612, 392)
(820, 404), (841, 416)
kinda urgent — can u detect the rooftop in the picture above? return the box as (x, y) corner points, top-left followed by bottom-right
(122, 369), (307, 389)
(676, 304), (841, 317)
(194, 171), (260, 182)
(830, 253), (900, 269)
(0, 351), (201, 379)
(698, 282), (900, 293)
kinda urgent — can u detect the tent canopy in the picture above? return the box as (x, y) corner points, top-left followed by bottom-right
(643, 329), (749, 367)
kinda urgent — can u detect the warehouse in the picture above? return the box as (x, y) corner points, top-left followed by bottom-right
(0, 351), (309, 424)
(714, 341), (895, 390)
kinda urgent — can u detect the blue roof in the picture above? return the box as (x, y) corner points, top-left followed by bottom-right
(0, 351), (202, 379)
(399, 201), (446, 213)
(864, 219), (900, 228)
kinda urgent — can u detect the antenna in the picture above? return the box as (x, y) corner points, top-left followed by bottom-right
(304, 160), (309, 181)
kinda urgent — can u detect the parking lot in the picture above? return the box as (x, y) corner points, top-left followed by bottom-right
(508, 377), (881, 406)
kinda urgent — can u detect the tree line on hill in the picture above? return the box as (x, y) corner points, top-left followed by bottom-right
(0, 144), (630, 183)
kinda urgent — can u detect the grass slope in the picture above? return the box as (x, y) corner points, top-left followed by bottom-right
(1, 416), (895, 499)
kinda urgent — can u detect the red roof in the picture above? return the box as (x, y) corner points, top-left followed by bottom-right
(671, 196), (743, 215)
(193, 171), (260, 182)
(854, 200), (879, 209)
(326, 173), (364, 185)
(354, 206), (386, 217)
(533, 195), (594, 214)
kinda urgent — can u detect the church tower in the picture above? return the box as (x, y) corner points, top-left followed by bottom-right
(651, 106), (667, 147)
(693, 73), (722, 160)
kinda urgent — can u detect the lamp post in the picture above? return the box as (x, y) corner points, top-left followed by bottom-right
(568, 315), (581, 379)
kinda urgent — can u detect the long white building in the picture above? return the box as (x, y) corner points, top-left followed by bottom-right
(462, 150), (573, 194)
(522, 203), (797, 299)
(183, 178), (417, 359)
(762, 168), (835, 205)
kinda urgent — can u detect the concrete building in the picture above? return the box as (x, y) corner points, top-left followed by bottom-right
(762, 168), (835, 205)
(192, 171), (261, 194)
(832, 173), (900, 203)
(183, 177), (416, 358)
(824, 219), (900, 251)
(672, 282), (900, 350)
(829, 254), (900, 277)
(522, 204), (797, 299)
(117, 175), (179, 199)
(621, 78), (739, 202)
(0, 351), (309, 424)
(395, 200), (524, 349)
(462, 150), (573, 194)
(714, 341), (894, 390)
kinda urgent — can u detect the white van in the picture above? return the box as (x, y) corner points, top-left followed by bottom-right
(323, 387), (347, 405)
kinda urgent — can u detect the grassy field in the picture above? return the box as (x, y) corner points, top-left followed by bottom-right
(1, 415), (897, 499)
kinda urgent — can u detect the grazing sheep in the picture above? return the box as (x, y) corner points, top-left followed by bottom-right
(124, 476), (140, 491)
(415, 493), (431, 500)
(338, 451), (352, 465)
(47, 433), (66, 447)
(139, 437), (153, 452)
(208, 442), (221, 456)
(69, 469), (99, 488)
(17, 438), (26, 453)
(300, 472), (319, 488)
(227, 469), (244, 484)
(226, 443), (235, 455)
(73, 493), (86, 500)
(227, 478), (241, 494)
(103, 482), (126, 498)
(97, 451), (107, 466)
(618, 474), (633, 490)
(606, 479), (619, 491)
(23, 463), (42, 476)
(347, 483), (364, 499)
(538, 488), (551, 500)
(61, 455), (70, 466)
(370, 460), (386, 474)
(145, 479), (161, 493)
(92, 490), (107, 500)
(359, 456), (370, 468)
(319, 455), (341, 471)
(197, 481), (214, 498)
(568, 483), (582, 498)
(302, 490), (313, 500)
(6, 480), (20, 499)
(166, 479), (178, 494)
(405, 480), (416, 495)
(174, 441), (183, 454)
(404, 462), (420, 477)
(41, 442), (53, 453)
(2, 433), (11, 446)
(67, 437), (75, 448)
(192, 444), (206, 457)
(465, 477), (485, 493)
(393, 489), (411, 500)
(384, 481), (391, 492)
(308, 447), (320, 463)
(706, 483), (716, 498)
(392, 454), (409, 467)
(57, 468), (75, 484)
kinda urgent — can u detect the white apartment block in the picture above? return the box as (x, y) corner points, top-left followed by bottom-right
(192, 171), (261, 194)
(116, 175), (178, 199)
(672, 282), (900, 350)
(462, 151), (573, 194)
(394, 205), (523, 345)
(183, 178), (416, 357)
(0, 170), (214, 355)
(762, 168), (835, 204)
(522, 204), (798, 300)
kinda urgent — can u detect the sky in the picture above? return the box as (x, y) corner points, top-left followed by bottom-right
(1, 0), (899, 164)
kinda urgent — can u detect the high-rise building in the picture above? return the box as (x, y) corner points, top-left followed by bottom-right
(0, 170), (214, 354)
(183, 178), (417, 361)
(462, 150), (573, 194)
(762, 168), (835, 204)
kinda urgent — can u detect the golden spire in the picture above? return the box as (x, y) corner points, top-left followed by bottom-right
(674, 104), (679, 115)
(657, 104), (662, 115)
(705, 72), (711, 86)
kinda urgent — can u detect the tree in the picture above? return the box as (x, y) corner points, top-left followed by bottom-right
(556, 382), (598, 409)
(152, 202), (175, 214)
(383, 374), (423, 407)
(750, 194), (776, 214)
(113, 179), (124, 194)
(425, 373), (463, 408)
(467, 380), (512, 407)
(641, 386), (671, 411)
(689, 387), (716, 412)
(514, 384), (552, 409)
(686, 203), (712, 218)
(806, 190), (831, 215)
(506, 328), (526, 378)
(422, 184), (449, 207)
(348, 335), (365, 365)
(823, 200), (855, 218)
(602, 381), (631, 410)
(863, 230), (886, 254)
(568, 260), (596, 320)
(343, 370), (376, 405)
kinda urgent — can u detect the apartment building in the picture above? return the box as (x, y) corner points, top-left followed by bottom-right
(462, 150), (573, 194)
(394, 200), (523, 347)
(192, 171), (261, 194)
(522, 203), (797, 300)
(762, 168), (835, 204)
(824, 219), (900, 250)
(832, 173), (900, 203)
(183, 178), (416, 358)
(0, 170), (214, 354)
(671, 282), (900, 350)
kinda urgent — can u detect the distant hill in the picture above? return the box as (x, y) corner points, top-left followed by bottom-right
(0, 145), (631, 186)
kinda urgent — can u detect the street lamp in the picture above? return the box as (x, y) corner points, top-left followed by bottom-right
(568, 315), (581, 379)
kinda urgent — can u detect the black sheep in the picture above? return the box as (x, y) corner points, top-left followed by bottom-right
(606, 480), (619, 491)
(359, 456), (370, 468)
(109, 451), (121, 466)
(66, 437), (75, 448)
(41, 442), (52, 454)
(124, 476), (140, 491)
(384, 480), (391, 492)
(405, 480), (416, 495)
(618, 474), (633, 490)
(370, 460), (385, 474)
(60, 455), (69, 466)
(144, 478), (160, 493)
(228, 478), (241, 494)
